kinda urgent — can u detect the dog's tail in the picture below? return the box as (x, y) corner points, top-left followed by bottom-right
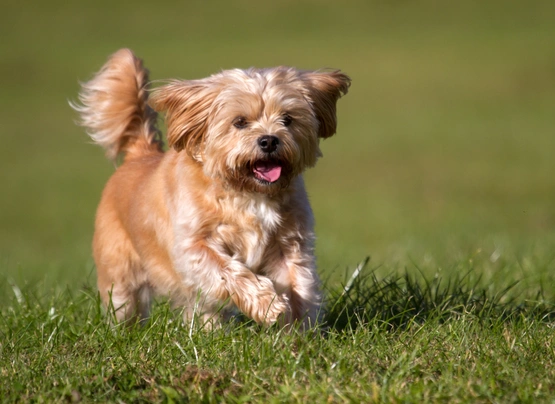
(71, 48), (162, 162)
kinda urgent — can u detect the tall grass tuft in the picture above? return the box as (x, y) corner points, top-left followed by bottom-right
(326, 257), (555, 331)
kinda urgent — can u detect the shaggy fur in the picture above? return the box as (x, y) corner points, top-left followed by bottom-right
(73, 48), (350, 329)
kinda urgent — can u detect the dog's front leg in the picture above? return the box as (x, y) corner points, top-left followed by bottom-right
(278, 244), (322, 330)
(181, 245), (289, 325)
(223, 259), (290, 324)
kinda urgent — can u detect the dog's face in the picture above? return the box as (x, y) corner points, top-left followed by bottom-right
(150, 67), (350, 195)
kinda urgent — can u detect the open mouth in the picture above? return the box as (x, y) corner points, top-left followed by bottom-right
(252, 159), (282, 183)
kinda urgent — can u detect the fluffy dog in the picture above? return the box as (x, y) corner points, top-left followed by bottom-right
(73, 49), (350, 329)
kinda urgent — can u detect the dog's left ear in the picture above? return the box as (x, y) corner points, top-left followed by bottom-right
(300, 70), (351, 139)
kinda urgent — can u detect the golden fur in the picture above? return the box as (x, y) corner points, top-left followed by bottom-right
(73, 48), (350, 329)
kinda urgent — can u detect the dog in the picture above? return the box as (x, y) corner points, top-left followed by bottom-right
(73, 49), (350, 329)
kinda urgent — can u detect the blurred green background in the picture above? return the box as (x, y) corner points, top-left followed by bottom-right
(1, 0), (555, 297)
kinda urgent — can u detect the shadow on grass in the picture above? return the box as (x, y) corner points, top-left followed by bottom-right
(324, 257), (555, 332)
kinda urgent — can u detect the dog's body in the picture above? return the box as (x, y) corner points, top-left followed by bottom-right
(74, 49), (349, 328)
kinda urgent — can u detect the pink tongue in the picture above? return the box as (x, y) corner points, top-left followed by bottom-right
(253, 161), (282, 183)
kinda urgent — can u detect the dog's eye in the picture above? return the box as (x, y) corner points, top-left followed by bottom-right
(233, 117), (248, 129)
(282, 114), (293, 127)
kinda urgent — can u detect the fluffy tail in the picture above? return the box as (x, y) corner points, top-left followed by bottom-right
(72, 49), (162, 162)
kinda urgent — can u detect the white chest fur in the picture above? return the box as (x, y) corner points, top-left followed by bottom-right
(216, 195), (282, 271)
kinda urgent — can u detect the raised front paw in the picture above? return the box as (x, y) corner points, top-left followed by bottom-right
(257, 292), (289, 325)
(250, 276), (289, 325)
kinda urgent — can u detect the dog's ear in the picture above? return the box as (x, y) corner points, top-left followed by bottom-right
(300, 71), (351, 139)
(150, 80), (220, 158)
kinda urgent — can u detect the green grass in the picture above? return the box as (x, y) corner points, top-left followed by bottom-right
(2, 0), (555, 401)
(2, 262), (555, 402)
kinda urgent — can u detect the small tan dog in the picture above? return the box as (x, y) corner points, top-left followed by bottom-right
(74, 49), (350, 329)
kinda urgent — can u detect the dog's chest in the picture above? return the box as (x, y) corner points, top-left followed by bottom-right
(215, 197), (282, 270)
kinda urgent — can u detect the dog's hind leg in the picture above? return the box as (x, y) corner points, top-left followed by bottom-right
(94, 212), (149, 323)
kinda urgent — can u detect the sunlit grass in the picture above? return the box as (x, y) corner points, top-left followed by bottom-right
(2, 261), (554, 402)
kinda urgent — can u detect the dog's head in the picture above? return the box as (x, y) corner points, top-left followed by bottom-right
(150, 67), (350, 195)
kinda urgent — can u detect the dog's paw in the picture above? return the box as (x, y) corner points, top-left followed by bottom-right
(251, 276), (289, 325)
(261, 293), (289, 325)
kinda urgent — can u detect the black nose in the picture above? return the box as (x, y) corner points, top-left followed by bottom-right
(257, 135), (279, 153)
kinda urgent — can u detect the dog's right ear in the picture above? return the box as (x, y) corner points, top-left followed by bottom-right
(299, 70), (351, 139)
(150, 80), (220, 159)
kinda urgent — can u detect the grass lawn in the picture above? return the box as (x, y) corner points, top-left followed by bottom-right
(2, 265), (555, 402)
(1, 0), (555, 402)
